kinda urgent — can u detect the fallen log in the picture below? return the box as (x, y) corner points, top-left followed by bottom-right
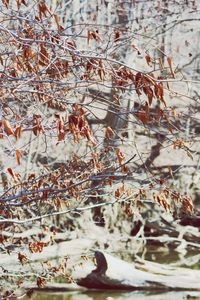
(78, 251), (200, 291)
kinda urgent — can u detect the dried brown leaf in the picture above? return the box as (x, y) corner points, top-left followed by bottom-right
(14, 125), (22, 140)
(167, 57), (176, 78)
(145, 55), (152, 66)
(16, 149), (22, 165)
(37, 277), (46, 288)
(2, 0), (9, 8)
(3, 119), (13, 136)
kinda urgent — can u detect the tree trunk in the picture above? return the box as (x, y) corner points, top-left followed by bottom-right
(78, 251), (200, 291)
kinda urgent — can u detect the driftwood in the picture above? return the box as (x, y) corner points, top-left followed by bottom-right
(78, 251), (200, 291)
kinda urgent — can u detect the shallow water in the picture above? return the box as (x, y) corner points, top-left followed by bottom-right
(28, 290), (200, 300)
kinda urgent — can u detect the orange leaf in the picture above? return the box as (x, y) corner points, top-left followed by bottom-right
(23, 46), (33, 60)
(167, 57), (176, 78)
(57, 131), (66, 142)
(16, 149), (22, 165)
(38, 1), (50, 19)
(32, 114), (44, 136)
(88, 31), (101, 44)
(39, 44), (49, 65)
(54, 14), (60, 28)
(16, 0), (21, 9)
(145, 55), (152, 66)
(84, 128), (96, 146)
(115, 148), (125, 165)
(14, 125), (22, 140)
(37, 277), (46, 288)
(143, 86), (154, 106)
(155, 83), (166, 107)
(7, 168), (18, 181)
(2, 0), (9, 8)
(105, 127), (115, 139)
(137, 110), (148, 124)
(66, 39), (76, 49)
(3, 119), (13, 136)
(115, 184), (124, 198)
(114, 31), (120, 42)
(18, 252), (29, 265)
(135, 72), (143, 96)
(53, 14), (64, 32)
(91, 31), (102, 42)
(87, 31), (91, 46)
(57, 115), (64, 133)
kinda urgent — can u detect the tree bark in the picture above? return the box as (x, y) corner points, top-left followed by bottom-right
(78, 251), (200, 291)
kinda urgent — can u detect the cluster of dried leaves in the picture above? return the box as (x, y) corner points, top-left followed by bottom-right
(0, 0), (197, 296)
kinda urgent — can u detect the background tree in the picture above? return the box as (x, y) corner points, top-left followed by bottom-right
(0, 0), (199, 297)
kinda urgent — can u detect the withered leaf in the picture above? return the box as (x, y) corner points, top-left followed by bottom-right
(145, 55), (152, 66)
(2, 0), (9, 8)
(37, 277), (46, 288)
(16, 149), (22, 165)
(167, 57), (176, 79)
(3, 119), (13, 136)
(14, 125), (22, 140)
(18, 252), (29, 265)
